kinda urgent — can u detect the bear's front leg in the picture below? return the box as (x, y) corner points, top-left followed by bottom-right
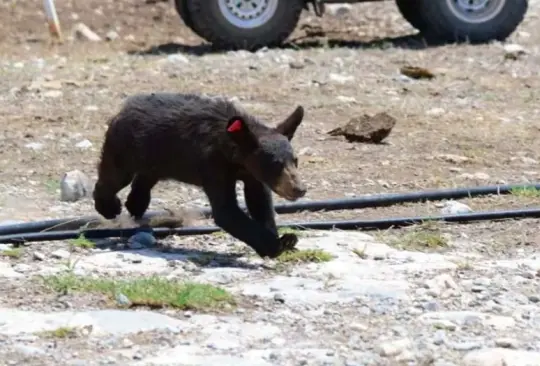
(242, 176), (278, 235)
(203, 180), (289, 258)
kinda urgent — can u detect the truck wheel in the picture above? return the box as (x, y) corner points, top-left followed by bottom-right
(174, 0), (203, 37)
(419, 0), (528, 43)
(395, 0), (428, 32)
(186, 0), (304, 50)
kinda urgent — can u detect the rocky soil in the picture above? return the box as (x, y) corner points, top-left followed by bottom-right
(1, 0), (540, 365)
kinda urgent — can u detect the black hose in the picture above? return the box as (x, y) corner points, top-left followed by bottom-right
(0, 183), (537, 236)
(1, 207), (539, 245)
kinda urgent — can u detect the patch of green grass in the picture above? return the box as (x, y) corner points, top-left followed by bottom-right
(69, 234), (95, 250)
(44, 179), (60, 194)
(510, 187), (540, 198)
(352, 246), (368, 259)
(278, 226), (303, 237)
(391, 230), (448, 251)
(276, 249), (333, 264)
(38, 326), (78, 339)
(1, 247), (23, 258)
(41, 274), (235, 311)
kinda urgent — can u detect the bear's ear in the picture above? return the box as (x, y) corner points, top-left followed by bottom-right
(275, 105), (304, 141)
(226, 116), (259, 154)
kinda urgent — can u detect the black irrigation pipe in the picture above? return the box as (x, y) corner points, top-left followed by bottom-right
(1, 207), (540, 245)
(0, 183), (539, 237)
(1, 182), (540, 236)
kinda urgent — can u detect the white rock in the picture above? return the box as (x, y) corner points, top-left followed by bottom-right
(0, 308), (189, 336)
(167, 54), (190, 64)
(60, 170), (93, 202)
(440, 201), (473, 215)
(25, 142), (44, 151)
(503, 44), (527, 60)
(72, 22), (102, 42)
(75, 139), (93, 149)
(463, 348), (540, 366)
(43, 90), (63, 98)
(426, 107), (445, 116)
(329, 73), (354, 84)
(326, 4), (352, 16)
(336, 95), (357, 103)
(377, 338), (413, 357)
(105, 30), (119, 41)
(51, 249), (71, 260)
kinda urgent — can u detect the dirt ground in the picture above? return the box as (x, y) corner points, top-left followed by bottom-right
(1, 0), (540, 246)
(0, 1), (540, 364)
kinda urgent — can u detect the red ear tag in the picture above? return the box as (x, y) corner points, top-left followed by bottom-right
(227, 119), (242, 133)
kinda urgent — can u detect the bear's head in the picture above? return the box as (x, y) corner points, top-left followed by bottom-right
(227, 106), (307, 201)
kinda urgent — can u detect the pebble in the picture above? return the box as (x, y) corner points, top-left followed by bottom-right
(127, 232), (156, 249)
(377, 338), (412, 357)
(60, 170), (93, 202)
(494, 338), (519, 349)
(440, 201), (473, 215)
(51, 249), (71, 260)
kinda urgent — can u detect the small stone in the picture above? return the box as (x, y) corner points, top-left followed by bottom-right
(438, 154), (470, 164)
(426, 107), (445, 116)
(33, 251), (46, 261)
(503, 43), (527, 60)
(273, 293), (285, 303)
(326, 3), (352, 16)
(43, 90), (63, 98)
(452, 341), (482, 351)
(75, 139), (93, 149)
(60, 170), (93, 202)
(116, 293), (131, 306)
(167, 54), (190, 64)
(25, 142), (44, 151)
(494, 338), (519, 349)
(329, 73), (354, 84)
(378, 338), (412, 357)
(471, 286), (485, 293)
(73, 22), (102, 42)
(127, 232), (156, 249)
(289, 61), (305, 69)
(336, 95), (357, 103)
(463, 348), (540, 366)
(51, 249), (71, 259)
(441, 201), (473, 215)
(105, 31), (119, 41)
(432, 320), (457, 331)
(12, 264), (32, 273)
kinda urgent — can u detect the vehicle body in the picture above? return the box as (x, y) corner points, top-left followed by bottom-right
(174, 0), (528, 50)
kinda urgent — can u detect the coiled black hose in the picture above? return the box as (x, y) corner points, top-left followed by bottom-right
(0, 207), (539, 245)
(0, 183), (537, 236)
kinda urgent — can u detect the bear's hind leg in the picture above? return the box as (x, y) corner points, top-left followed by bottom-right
(125, 174), (158, 219)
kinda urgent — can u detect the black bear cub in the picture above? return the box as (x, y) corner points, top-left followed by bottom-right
(93, 92), (307, 258)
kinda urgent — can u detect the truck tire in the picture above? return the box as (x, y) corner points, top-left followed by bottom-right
(395, 0), (428, 32)
(186, 0), (304, 50)
(418, 0), (528, 43)
(174, 0), (203, 37)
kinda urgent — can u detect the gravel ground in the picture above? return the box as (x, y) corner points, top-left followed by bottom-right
(1, 0), (540, 365)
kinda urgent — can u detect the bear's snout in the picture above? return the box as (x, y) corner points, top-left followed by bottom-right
(273, 164), (307, 201)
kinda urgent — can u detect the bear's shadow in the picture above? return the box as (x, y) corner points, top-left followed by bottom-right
(93, 238), (261, 270)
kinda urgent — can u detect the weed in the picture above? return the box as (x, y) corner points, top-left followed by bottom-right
(41, 274), (235, 311)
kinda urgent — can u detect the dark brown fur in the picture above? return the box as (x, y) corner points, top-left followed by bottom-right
(93, 92), (307, 258)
